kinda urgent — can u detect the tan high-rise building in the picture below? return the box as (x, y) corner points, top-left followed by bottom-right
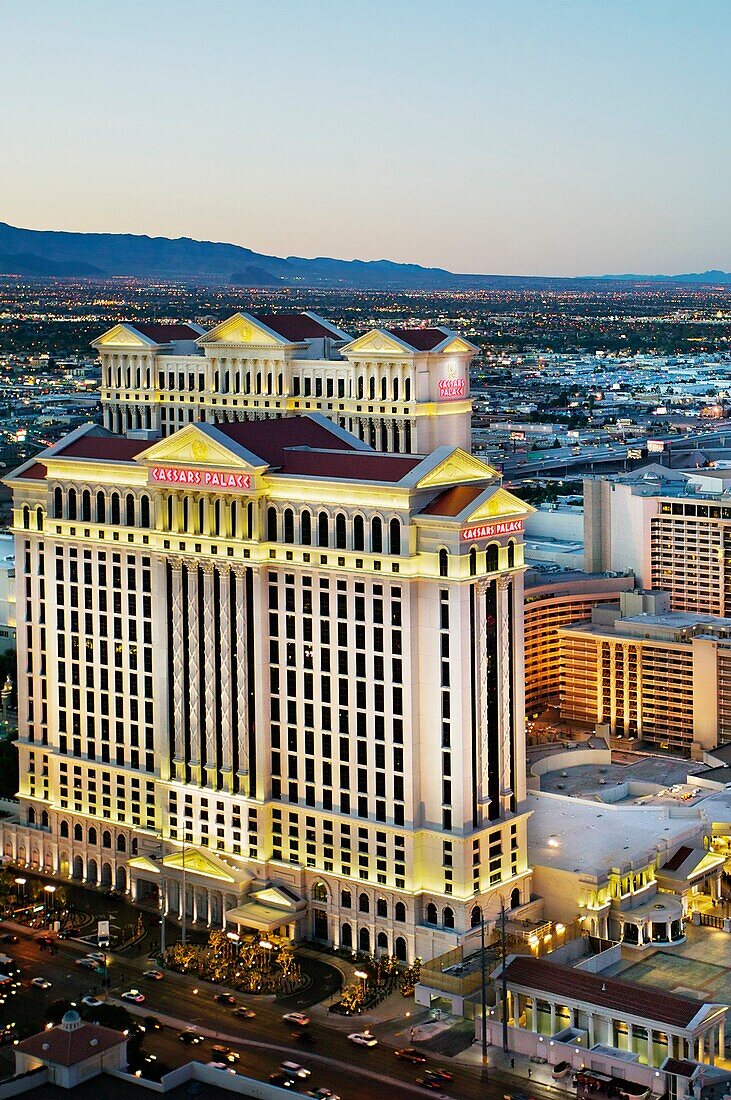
(4, 411), (531, 961)
(94, 313), (476, 455)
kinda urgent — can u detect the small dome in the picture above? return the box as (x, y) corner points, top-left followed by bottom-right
(60, 1010), (82, 1031)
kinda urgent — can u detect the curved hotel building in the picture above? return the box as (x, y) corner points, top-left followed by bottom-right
(3, 316), (532, 962)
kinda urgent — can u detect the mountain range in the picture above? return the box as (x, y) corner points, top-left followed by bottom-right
(1, 221), (730, 290)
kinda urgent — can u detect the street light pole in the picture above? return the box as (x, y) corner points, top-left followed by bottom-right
(480, 911), (488, 1070)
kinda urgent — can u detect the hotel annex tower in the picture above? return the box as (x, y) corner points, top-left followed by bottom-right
(3, 314), (531, 962)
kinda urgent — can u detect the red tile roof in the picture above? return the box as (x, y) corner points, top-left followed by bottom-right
(17, 1022), (125, 1066)
(279, 449), (421, 482)
(662, 845), (693, 872)
(503, 956), (702, 1028)
(129, 323), (200, 343)
(214, 416), (360, 464)
(386, 327), (448, 351)
(421, 485), (486, 517)
(254, 313), (345, 342)
(15, 462), (47, 480)
(54, 437), (149, 462)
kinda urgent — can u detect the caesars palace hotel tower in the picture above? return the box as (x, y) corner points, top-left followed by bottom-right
(4, 312), (532, 963)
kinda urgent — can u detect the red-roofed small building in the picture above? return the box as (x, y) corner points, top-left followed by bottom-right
(15, 1010), (127, 1088)
(93, 312), (477, 454)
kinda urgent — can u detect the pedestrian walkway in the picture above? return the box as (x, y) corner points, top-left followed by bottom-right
(456, 1037), (575, 1096)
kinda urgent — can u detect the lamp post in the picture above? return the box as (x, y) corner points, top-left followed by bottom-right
(354, 968), (368, 1001)
(14, 877), (26, 904)
(259, 939), (273, 974)
(44, 885), (56, 927)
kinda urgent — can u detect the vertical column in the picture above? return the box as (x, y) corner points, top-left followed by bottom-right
(233, 566), (249, 784)
(497, 575), (513, 815)
(474, 579), (489, 814)
(549, 1003), (556, 1035)
(200, 562), (217, 788)
(169, 558), (186, 781)
(187, 565), (202, 784)
(219, 565), (234, 792)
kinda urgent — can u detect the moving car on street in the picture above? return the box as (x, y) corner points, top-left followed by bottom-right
(347, 1031), (378, 1047)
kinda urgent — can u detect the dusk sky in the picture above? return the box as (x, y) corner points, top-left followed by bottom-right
(2, 0), (729, 277)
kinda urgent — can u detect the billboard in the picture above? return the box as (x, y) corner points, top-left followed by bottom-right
(461, 519), (524, 541)
(149, 467), (252, 491)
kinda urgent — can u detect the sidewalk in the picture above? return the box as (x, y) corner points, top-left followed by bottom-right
(456, 1037), (575, 1095)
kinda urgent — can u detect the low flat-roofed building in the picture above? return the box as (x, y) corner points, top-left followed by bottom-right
(527, 790), (723, 943)
(481, 953), (728, 1086)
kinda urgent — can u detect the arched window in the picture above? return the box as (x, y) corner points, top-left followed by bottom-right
(439, 548), (449, 577)
(88, 827), (97, 845)
(301, 510), (312, 545)
(36, 507), (43, 531)
(81, 490), (91, 522)
(359, 927), (371, 952)
(267, 507), (278, 542)
(395, 935), (407, 961)
(167, 496), (174, 531)
(377, 931), (389, 951)
(74, 823), (83, 841)
(389, 518), (401, 556)
(395, 901), (406, 923)
(371, 516), (383, 553)
(312, 881), (328, 902)
(341, 889), (352, 908)
(41, 809), (49, 828)
(486, 543), (499, 572)
(511, 886), (521, 910)
(140, 495), (150, 528)
(393, 377), (399, 401)
(426, 902), (437, 925)
(376, 898), (388, 918)
(471, 906), (482, 928)
(443, 906), (455, 929)
(368, 377), (375, 400)
(96, 491), (106, 524)
(125, 494), (135, 527)
(358, 892), (370, 913)
(353, 515), (365, 551)
(102, 830), (111, 849)
(335, 513), (347, 549)
(507, 540), (515, 567)
(54, 487), (63, 519)
(469, 546), (477, 576)
(131, 838), (138, 855)
(117, 834), (127, 852)
(22, 506), (30, 530)
(357, 377), (364, 400)
(67, 488), (77, 520)
(60, 820), (69, 838)
(381, 377), (387, 400)
(283, 509), (294, 544)
(318, 511), (329, 548)
(341, 922), (353, 948)
(110, 493), (120, 526)
(404, 378), (411, 401)
(27, 807), (35, 825)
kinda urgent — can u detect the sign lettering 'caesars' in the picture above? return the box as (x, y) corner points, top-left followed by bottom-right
(150, 466), (252, 491)
(461, 519), (524, 541)
(437, 378), (467, 400)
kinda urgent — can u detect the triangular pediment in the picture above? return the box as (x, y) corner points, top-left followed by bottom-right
(162, 848), (237, 883)
(440, 336), (475, 354)
(465, 486), (532, 522)
(92, 324), (157, 349)
(341, 329), (414, 356)
(137, 424), (266, 471)
(198, 312), (284, 347)
(251, 885), (302, 910)
(128, 855), (161, 874)
(415, 448), (497, 489)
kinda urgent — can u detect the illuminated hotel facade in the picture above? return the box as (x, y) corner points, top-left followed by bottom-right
(94, 312), (475, 456)
(4, 400), (532, 960)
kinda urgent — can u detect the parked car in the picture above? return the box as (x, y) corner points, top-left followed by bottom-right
(553, 1061), (572, 1079)
(530, 1054), (548, 1064)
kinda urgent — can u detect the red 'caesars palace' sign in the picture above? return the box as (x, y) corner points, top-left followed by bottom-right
(437, 378), (467, 400)
(149, 466), (252, 491)
(461, 519), (524, 541)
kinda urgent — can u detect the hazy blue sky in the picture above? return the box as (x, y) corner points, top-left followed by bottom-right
(1, 0), (729, 276)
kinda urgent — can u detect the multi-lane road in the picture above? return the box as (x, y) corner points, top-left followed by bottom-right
(0, 923), (564, 1100)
